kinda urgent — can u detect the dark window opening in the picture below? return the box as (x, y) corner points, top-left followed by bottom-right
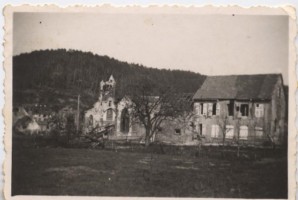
(236, 106), (240, 112)
(240, 104), (249, 116)
(175, 129), (181, 134)
(103, 84), (112, 91)
(274, 119), (277, 132)
(228, 101), (234, 116)
(108, 101), (112, 107)
(199, 124), (203, 136)
(200, 103), (204, 114)
(212, 103), (217, 115)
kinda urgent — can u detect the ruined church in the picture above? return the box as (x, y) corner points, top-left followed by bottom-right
(84, 75), (143, 138)
(83, 75), (200, 144)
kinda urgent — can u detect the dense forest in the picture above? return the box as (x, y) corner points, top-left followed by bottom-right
(13, 49), (206, 109)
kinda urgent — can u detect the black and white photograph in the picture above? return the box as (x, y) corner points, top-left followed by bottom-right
(4, 5), (296, 199)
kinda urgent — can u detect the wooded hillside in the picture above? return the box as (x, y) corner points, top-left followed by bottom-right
(13, 49), (206, 109)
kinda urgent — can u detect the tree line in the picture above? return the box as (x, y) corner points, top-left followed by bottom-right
(13, 49), (206, 108)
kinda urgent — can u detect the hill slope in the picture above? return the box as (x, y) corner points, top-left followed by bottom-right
(13, 49), (206, 109)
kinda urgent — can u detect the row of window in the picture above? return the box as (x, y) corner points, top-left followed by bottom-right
(198, 124), (264, 140)
(194, 102), (264, 118)
(195, 103), (220, 116)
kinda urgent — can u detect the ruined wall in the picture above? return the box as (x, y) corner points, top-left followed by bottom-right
(84, 98), (117, 129)
(115, 97), (133, 136)
(156, 117), (196, 145)
(269, 77), (286, 144)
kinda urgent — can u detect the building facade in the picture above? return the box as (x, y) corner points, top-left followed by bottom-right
(192, 74), (286, 145)
(84, 75), (144, 138)
(84, 74), (286, 146)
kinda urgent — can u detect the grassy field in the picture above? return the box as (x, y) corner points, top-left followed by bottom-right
(12, 137), (287, 198)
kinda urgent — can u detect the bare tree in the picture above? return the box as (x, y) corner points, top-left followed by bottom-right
(235, 118), (241, 157)
(217, 116), (233, 147)
(128, 82), (189, 147)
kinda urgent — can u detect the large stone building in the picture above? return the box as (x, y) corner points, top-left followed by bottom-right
(192, 74), (286, 145)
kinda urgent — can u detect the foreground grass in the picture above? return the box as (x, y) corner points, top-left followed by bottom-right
(12, 143), (287, 198)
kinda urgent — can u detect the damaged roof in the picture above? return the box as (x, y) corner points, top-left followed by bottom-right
(193, 74), (282, 100)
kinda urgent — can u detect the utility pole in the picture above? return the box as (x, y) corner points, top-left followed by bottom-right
(77, 94), (80, 134)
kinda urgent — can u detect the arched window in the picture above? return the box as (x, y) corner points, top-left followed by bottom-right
(120, 108), (130, 133)
(106, 109), (113, 121)
(88, 115), (93, 126)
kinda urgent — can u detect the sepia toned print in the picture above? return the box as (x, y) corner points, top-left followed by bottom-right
(3, 5), (296, 200)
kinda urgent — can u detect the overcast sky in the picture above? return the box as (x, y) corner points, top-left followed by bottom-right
(13, 12), (289, 84)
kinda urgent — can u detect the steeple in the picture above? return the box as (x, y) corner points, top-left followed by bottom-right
(99, 75), (116, 102)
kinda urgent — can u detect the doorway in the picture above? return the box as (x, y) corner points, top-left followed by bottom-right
(120, 108), (130, 134)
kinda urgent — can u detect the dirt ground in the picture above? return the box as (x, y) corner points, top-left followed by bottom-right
(11, 136), (287, 199)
